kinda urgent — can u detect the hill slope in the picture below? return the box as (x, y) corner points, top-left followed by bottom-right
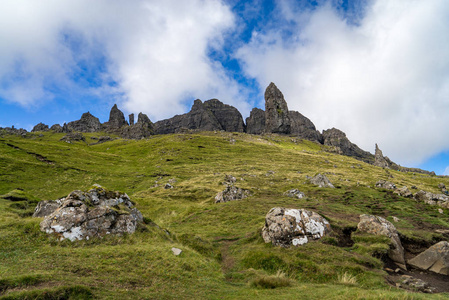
(0, 131), (448, 299)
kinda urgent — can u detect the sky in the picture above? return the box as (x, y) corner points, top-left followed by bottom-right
(1, 0), (449, 174)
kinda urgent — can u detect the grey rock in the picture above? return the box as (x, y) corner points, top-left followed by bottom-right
(31, 123), (49, 132)
(60, 132), (86, 143)
(322, 128), (374, 163)
(357, 214), (406, 269)
(262, 207), (331, 247)
(245, 108), (266, 135)
(39, 185), (143, 241)
(399, 275), (436, 293)
(373, 144), (390, 168)
(408, 241), (449, 275)
(66, 112), (102, 132)
(309, 174), (334, 188)
(50, 124), (63, 133)
(215, 185), (251, 203)
(171, 247), (182, 256)
(288, 111), (322, 142)
(104, 104), (128, 130)
(129, 113), (135, 126)
(414, 190), (449, 209)
(394, 186), (413, 198)
(33, 199), (63, 217)
(203, 99), (245, 132)
(375, 180), (396, 190)
(121, 113), (153, 139)
(264, 82), (291, 134)
(284, 189), (305, 199)
(223, 175), (236, 185)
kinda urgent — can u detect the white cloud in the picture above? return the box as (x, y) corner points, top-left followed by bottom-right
(236, 0), (449, 166)
(444, 166), (449, 176)
(0, 0), (250, 121)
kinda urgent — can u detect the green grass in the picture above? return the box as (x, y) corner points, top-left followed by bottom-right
(1, 131), (449, 299)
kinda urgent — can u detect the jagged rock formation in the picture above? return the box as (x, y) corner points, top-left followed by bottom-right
(203, 99), (245, 132)
(357, 214), (406, 269)
(37, 185), (143, 241)
(408, 241), (449, 275)
(121, 112), (153, 139)
(0, 126), (28, 137)
(66, 112), (102, 132)
(374, 144), (389, 168)
(262, 207), (331, 247)
(245, 108), (265, 134)
(322, 128), (374, 163)
(264, 82), (291, 134)
(50, 124), (63, 132)
(288, 111), (322, 143)
(104, 104), (128, 130)
(31, 123), (49, 132)
(129, 113), (135, 126)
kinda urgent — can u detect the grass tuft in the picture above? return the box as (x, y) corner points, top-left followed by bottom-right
(250, 270), (292, 289)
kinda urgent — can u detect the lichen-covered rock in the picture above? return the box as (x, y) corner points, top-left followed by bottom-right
(408, 241), (449, 275)
(394, 186), (413, 198)
(264, 82), (290, 134)
(31, 122), (49, 132)
(398, 275), (436, 293)
(375, 180), (396, 190)
(33, 199), (63, 217)
(357, 214), (406, 269)
(38, 185), (143, 241)
(215, 185), (251, 203)
(283, 189), (305, 199)
(262, 207), (331, 247)
(309, 174), (334, 188)
(414, 190), (449, 209)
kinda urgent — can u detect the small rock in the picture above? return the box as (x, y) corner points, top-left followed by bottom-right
(215, 185), (251, 203)
(392, 216), (400, 222)
(375, 180), (396, 190)
(284, 189), (305, 199)
(438, 208), (444, 214)
(171, 247), (182, 256)
(164, 183), (173, 189)
(399, 275), (435, 293)
(309, 174), (334, 188)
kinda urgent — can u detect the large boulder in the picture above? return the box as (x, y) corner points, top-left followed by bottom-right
(408, 241), (449, 275)
(38, 185), (143, 241)
(264, 82), (291, 134)
(245, 108), (266, 135)
(262, 207), (331, 247)
(288, 111), (322, 143)
(414, 191), (449, 209)
(31, 122), (49, 132)
(309, 174), (335, 188)
(203, 99), (245, 132)
(357, 214), (406, 269)
(322, 128), (374, 163)
(66, 112), (102, 132)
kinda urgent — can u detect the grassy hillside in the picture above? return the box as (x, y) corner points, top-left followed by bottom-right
(1, 131), (448, 299)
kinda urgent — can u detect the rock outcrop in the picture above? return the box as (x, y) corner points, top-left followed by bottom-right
(283, 189), (305, 199)
(262, 207), (331, 247)
(309, 174), (335, 188)
(322, 128), (374, 163)
(50, 124), (63, 132)
(414, 190), (449, 209)
(245, 108), (265, 134)
(33, 199), (63, 217)
(288, 111), (322, 143)
(264, 82), (290, 134)
(66, 112), (102, 133)
(31, 123), (49, 132)
(121, 113), (153, 139)
(203, 99), (245, 132)
(104, 104), (128, 130)
(60, 132), (86, 143)
(375, 180), (396, 190)
(215, 175), (251, 203)
(357, 214), (406, 269)
(373, 144), (389, 168)
(408, 241), (449, 275)
(38, 185), (143, 241)
(129, 113), (135, 126)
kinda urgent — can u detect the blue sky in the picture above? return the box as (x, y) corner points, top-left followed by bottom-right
(1, 0), (449, 175)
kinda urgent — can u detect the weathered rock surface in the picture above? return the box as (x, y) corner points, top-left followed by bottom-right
(398, 275), (436, 293)
(215, 185), (251, 203)
(373, 144), (389, 168)
(322, 128), (374, 163)
(357, 214), (406, 269)
(262, 207), (331, 247)
(33, 199), (63, 217)
(66, 112), (102, 132)
(203, 99), (245, 132)
(129, 113), (135, 126)
(104, 104), (128, 130)
(309, 174), (335, 188)
(394, 186), (413, 198)
(264, 82), (290, 134)
(0, 126), (28, 136)
(245, 108), (266, 134)
(50, 124), (63, 132)
(60, 132), (86, 143)
(284, 189), (305, 199)
(31, 123), (49, 132)
(375, 180), (396, 190)
(408, 241), (449, 275)
(289, 111), (322, 142)
(38, 185), (143, 241)
(121, 113), (153, 139)
(414, 191), (449, 209)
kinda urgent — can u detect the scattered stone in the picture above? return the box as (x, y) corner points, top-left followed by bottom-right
(375, 180), (396, 190)
(129, 113), (135, 126)
(33, 199), (63, 217)
(38, 185), (143, 241)
(438, 208), (444, 214)
(414, 190), (449, 209)
(262, 207), (331, 247)
(264, 82), (291, 134)
(408, 241), (449, 275)
(284, 189), (305, 199)
(399, 275), (436, 293)
(164, 183), (173, 189)
(309, 174), (335, 188)
(215, 185), (251, 203)
(31, 122), (49, 132)
(60, 132), (86, 143)
(223, 175), (236, 185)
(171, 247), (182, 256)
(357, 214), (406, 269)
(392, 216), (400, 222)
(394, 186), (413, 198)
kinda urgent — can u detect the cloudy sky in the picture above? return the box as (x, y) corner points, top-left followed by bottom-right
(1, 0), (449, 174)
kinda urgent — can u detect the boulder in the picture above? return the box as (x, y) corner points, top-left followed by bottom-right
(373, 144), (389, 168)
(245, 108), (266, 135)
(322, 128), (374, 163)
(284, 189), (305, 199)
(375, 180), (396, 190)
(394, 186), (413, 198)
(408, 241), (449, 275)
(414, 190), (449, 209)
(31, 122), (49, 132)
(357, 214), (406, 269)
(288, 111), (322, 143)
(215, 185), (251, 203)
(262, 207), (331, 247)
(66, 112), (102, 132)
(33, 199), (63, 217)
(309, 174), (334, 188)
(203, 99), (245, 132)
(60, 132), (85, 143)
(38, 185), (143, 241)
(264, 82), (290, 134)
